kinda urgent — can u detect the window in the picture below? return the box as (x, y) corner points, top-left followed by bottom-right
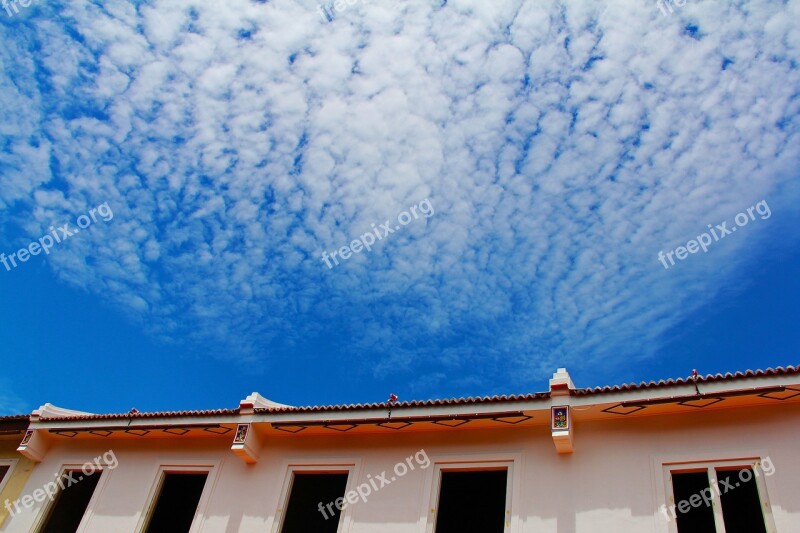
(434, 469), (508, 533)
(144, 472), (208, 533)
(280, 472), (349, 533)
(716, 468), (768, 533)
(0, 461), (13, 494)
(670, 471), (719, 533)
(664, 459), (775, 533)
(38, 469), (101, 533)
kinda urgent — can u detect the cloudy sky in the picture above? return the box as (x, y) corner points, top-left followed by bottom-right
(1, 0), (798, 414)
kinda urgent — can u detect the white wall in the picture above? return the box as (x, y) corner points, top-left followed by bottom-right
(5, 402), (800, 532)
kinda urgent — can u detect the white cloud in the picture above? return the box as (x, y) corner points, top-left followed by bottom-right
(0, 0), (798, 391)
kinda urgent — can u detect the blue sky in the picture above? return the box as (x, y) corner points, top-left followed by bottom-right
(1, 0), (798, 415)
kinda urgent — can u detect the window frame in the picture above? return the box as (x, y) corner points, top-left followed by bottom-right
(136, 463), (218, 533)
(31, 462), (111, 533)
(424, 456), (519, 533)
(271, 462), (358, 533)
(661, 458), (778, 533)
(0, 459), (18, 495)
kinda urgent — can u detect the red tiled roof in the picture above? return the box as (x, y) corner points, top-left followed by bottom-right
(0, 415), (29, 421)
(254, 393), (552, 414)
(260, 366), (800, 413)
(39, 408), (240, 422)
(32, 365), (800, 422)
(571, 365), (800, 396)
(0, 415), (30, 432)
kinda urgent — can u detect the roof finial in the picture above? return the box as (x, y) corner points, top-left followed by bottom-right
(691, 369), (701, 395)
(387, 393), (398, 420)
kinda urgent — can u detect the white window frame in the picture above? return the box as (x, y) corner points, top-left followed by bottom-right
(424, 457), (519, 533)
(136, 463), (219, 533)
(31, 462), (112, 533)
(662, 458), (778, 533)
(0, 459), (18, 495)
(271, 462), (358, 533)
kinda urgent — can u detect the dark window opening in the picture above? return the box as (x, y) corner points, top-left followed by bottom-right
(435, 469), (507, 533)
(281, 472), (349, 533)
(0, 465), (10, 483)
(671, 471), (717, 533)
(145, 472), (208, 533)
(39, 470), (101, 533)
(716, 468), (767, 533)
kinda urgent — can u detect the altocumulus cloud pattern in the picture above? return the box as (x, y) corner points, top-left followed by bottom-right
(1, 0), (799, 392)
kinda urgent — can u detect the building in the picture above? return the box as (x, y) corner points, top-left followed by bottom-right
(0, 415), (33, 530)
(2, 365), (800, 532)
